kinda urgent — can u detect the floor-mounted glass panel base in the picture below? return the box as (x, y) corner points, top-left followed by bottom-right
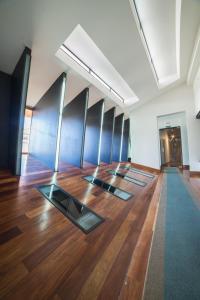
(120, 166), (155, 178)
(83, 175), (133, 201)
(38, 184), (104, 233)
(107, 170), (147, 187)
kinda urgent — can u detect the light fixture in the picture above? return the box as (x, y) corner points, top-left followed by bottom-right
(111, 89), (125, 103)
(60, 45), (90, 72)
(60, 44), (125, 103)
(90, 70), (110, 91)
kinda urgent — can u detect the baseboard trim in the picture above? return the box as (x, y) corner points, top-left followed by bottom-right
(190, 171), (200, 177)
(130, 162), (160, 174)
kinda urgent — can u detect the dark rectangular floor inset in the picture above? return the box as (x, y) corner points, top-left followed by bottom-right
(107, 170), (147, 187)
(37, 184), (104, 234)
(120, 166), (155, 178)
(0, 226), (22, 245)
(83, 175), (133, 201)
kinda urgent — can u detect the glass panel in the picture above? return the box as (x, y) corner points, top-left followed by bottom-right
(93, 178), (103, 187)
(107, 170), (147, 187)
(120, 166), (154, 178)
(102, 182), (110, 190)
(113, 189), (131, 201)
(38, 184), (104, 233)
(83, 175), (133, 201)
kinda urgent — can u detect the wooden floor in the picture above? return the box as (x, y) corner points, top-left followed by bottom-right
(0, 156), (162, 300)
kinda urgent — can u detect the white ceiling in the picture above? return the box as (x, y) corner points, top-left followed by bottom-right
(0, 0), (199, 116)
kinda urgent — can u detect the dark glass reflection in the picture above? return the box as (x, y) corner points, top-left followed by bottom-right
(83, 175), (133, 201)
(38, 184), (104, 233)
(107, 170), (147, 187)
(120, 166), (154, 178)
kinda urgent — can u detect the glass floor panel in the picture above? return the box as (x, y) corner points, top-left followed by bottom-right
(107, 170), (147, 187)
(83, 175), (133, 201)
(120, 166), (155, 178)
(38, 184), (104, 233)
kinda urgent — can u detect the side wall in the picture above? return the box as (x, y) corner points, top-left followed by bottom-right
(30, 73), (66, 170)
(0, 71), (11, 169)
(129, 84), (200, 171)
(9, 47), (31, 175)
(193, 66), (200, 115)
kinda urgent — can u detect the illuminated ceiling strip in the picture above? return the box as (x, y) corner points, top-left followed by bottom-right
(60, 44), (125, 103)
(111, 89), (124, 103)
(90, 70), (110, 90)
(132, 0), (159, 83)
(60, 45), (90, 72)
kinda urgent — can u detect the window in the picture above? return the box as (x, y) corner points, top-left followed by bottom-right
(22, 108), (33, 154)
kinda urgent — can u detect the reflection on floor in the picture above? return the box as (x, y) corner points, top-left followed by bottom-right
(21, 154), (52, 176)
(58, 160), (82, 176)
(82, 160), (97, 169)
(0, 157), (161, 300)
(100, 161), (109, 166)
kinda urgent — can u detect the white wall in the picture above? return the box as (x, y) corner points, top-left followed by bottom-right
(194, 65), (200, 114)
(129, 84), (200, 171)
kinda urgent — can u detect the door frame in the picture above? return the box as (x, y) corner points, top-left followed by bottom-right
(159, 126), (183, 168)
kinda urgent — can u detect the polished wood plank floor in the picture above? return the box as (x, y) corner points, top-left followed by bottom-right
(0, 156), (160, 300)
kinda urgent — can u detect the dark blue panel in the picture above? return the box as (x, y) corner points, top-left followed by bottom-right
(0, 71), (11, 169)
(112, 113), (124, 162)
(84, 99), (104, 165)
(9, 47), (31, 175)
(59, 88), (88, 168)
(100, 107), (115, 164)
(29, 73), (66, 170)
(121, 118), (130, 161)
